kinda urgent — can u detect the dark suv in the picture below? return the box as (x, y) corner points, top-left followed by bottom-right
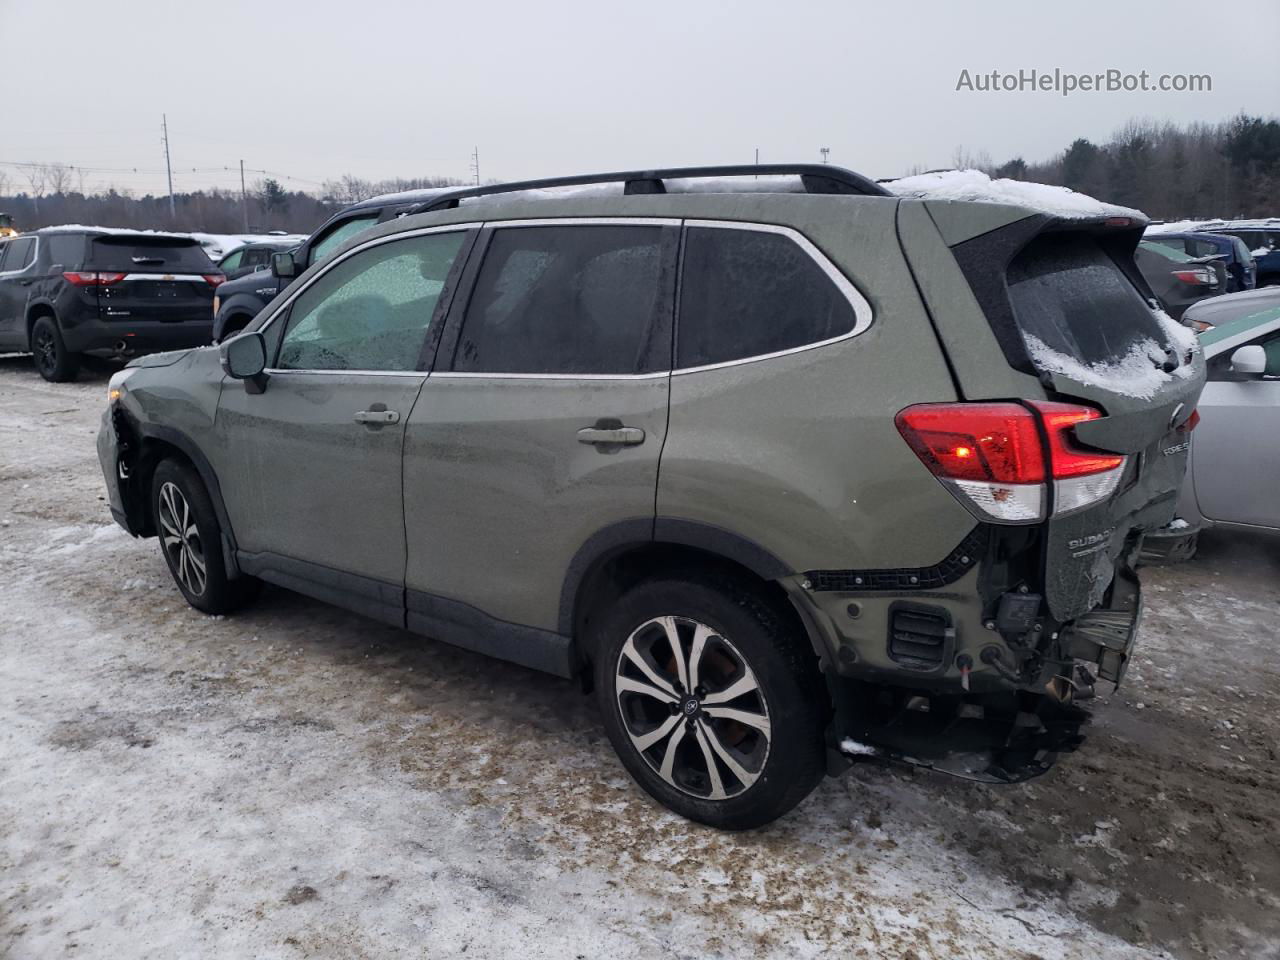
(98, 165), (1205, 828)
(212, 189), (454, 342)
(0, 227), (224, 381)
(215, 240), (298, 281)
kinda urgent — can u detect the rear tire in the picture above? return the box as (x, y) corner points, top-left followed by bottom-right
(593, 574), (827, 829)
(31, 316), (80, 382)
(151, 458), (261, 615)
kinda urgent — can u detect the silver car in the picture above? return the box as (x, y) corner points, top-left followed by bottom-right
(1176, 293), (1280, 533)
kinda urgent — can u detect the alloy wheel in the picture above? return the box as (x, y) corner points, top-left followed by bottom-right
(158, 481), (207, 596)
(33, 329), (57, 376)
(614, 616), (771, 800)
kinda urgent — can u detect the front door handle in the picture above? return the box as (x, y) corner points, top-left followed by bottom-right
(577, 425), (645, 446)
(354, 409), (400, 425)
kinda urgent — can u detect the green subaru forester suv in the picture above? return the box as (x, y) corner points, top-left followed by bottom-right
(98, 165), (1205, 828)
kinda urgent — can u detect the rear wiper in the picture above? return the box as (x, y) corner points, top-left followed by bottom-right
(131, 256), (164, 265)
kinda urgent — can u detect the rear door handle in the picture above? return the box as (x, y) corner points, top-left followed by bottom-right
(354, 409), (400, 425)
(577, 426), (645, 446)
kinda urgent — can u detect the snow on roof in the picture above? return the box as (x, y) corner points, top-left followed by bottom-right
(883, 169), (1144, 220)
(36, 223), (192, 240)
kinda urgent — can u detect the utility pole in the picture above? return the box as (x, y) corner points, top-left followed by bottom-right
(470, 147), (480, 186)
(754, 147), (759, 178)
(820, 146), (830, 165)
(161, 114), (176, 218)
(240, 159), (249, 232)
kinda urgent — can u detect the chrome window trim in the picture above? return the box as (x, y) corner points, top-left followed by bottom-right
(487, 216), (682, 229)
(430, 370), (671, 382)
(256, 222), (481, 375)
(673, 219), (873, 376)
(0, 235), (39, 276)
(260, 368), (430, 378)
(254, 215), (873, 380)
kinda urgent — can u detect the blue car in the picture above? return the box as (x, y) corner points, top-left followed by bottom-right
(1145, 231), (1256, 292)
(1198, 221), (1280, 288)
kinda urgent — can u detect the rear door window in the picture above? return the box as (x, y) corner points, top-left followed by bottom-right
(277, 231), (465, 372)
(1, 237), (36, 273)
(1007, 234), (1177, 366)
(89, 236), (213, 272)
(676, 226), (857, 368)
(452, 224), (670, 375)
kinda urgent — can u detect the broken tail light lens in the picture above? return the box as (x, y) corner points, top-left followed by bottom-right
(896, 401), (1127, 524)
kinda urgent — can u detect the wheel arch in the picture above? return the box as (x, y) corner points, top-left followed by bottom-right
(25, 300), (58, 346)
(562, 519), (826, 677)
(118, 418), (242, 577)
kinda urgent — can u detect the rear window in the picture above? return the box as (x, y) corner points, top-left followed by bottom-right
(89, 236), (214, 272)
(1007, 234), (1174, 366)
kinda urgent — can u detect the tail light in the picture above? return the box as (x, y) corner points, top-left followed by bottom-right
(895, 402), (1126, 524)
(1172, 268), (1216, 286)
(202, 273), (226, 287)
(63, 271), (126, 287)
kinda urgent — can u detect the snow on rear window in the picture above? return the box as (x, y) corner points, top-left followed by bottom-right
(1008, 235), (1196, 398)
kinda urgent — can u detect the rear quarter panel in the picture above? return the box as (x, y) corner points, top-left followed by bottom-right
(658, 200), (977, 572)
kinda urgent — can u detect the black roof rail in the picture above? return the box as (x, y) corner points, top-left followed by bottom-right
(407, 163), (890, 215)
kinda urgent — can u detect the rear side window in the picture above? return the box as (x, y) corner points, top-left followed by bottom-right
(453, 224), (669, 375)
(1007, 235), (1175, 366)
(45, 235), (84, 268)
(89, 236), (213, 272)
(676, 226), (856, 368)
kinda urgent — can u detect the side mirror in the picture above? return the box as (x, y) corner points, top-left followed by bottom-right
(271, 251), (297, 279)
(1230, 345), (1267, 376)
(219, 331), (269, 393)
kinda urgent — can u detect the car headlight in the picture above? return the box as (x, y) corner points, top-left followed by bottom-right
(108, 367), (136, 403)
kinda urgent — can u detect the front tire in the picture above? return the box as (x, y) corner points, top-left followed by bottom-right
(593, 575), (827, 829)
(151, 458), (260, 614)
(31, 316), (80, 382)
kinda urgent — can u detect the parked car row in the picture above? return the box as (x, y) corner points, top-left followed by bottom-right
(1140, 217), (1280, 320)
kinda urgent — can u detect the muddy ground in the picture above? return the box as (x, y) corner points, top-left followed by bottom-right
(2, 354), (1278, 959)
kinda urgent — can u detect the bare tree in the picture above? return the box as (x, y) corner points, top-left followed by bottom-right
(42, 162), (74, 195)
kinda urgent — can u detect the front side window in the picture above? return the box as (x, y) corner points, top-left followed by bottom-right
(277, 231), (465, 372)
(453, 224), (669, 375)
(308, 215), (380, 266)
(220, 249), (244, 271)
(676, 226), (857, 368)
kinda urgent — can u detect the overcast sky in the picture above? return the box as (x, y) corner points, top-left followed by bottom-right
(2, 0), (1276, 196)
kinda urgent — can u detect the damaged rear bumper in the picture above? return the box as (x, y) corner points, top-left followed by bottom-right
(821, 563), (1142, 784)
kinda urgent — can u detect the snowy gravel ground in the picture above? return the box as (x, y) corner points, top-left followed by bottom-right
(2, 354), (1279, 960)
